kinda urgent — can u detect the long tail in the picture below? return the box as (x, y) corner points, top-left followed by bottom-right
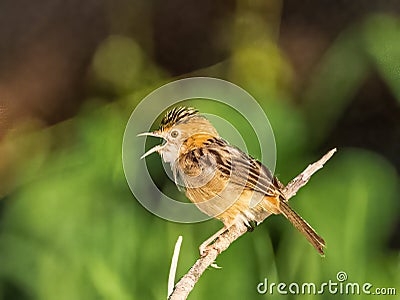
(278, 200), (326, 255)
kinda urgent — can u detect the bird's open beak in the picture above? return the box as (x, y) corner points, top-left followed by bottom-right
(137, 131), (166, 159)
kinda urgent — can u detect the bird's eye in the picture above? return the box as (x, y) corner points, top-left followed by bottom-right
(171, 130), (179, 138)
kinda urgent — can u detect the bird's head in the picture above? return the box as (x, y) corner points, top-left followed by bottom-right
(138, 106), (218, 163)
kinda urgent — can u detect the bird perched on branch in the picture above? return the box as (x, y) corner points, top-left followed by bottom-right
(138, 106), (325, 256)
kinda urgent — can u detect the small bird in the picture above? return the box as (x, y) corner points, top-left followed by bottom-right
(138, 107), (325, 256)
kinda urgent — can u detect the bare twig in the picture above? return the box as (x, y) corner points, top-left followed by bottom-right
(168, 236), (183, 298)
(168, 148), (337, 300)
(282, 148), (337, 199)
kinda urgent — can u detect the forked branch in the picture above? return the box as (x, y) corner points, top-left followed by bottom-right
(168, 148), (337, 300)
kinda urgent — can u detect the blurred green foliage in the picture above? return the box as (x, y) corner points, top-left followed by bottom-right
(0, 8), (399, 300)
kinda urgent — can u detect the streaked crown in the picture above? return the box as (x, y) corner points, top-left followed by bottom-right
(160, 106), (199, 131)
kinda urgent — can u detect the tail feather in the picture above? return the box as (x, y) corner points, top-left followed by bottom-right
(279, 200), (326, 255)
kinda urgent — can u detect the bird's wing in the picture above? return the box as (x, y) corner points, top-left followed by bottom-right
(177, 135), (282, 198)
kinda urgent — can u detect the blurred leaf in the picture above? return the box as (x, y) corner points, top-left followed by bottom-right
(229, 41), (293, 102)
(302, 25), (370, 144)
(363, 14), (400, 100)
(91, 35), (165, 94)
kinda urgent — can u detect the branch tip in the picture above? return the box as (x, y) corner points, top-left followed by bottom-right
(168, 235), (183, 298)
